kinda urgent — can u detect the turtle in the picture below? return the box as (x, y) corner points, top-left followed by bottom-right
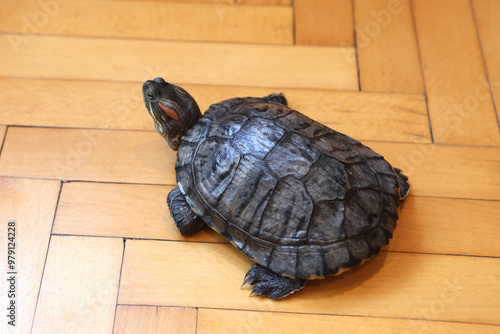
(142, 77), (410, 300)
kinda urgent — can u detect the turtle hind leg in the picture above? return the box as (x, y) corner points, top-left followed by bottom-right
(243, 263), (306, 300)
(263, 93), (288, 106)
(394, 168), (410, 201)
(167, 187), (205, 235)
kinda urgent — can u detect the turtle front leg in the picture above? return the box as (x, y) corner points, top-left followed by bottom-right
(243, 264), (306, 300)
(167, 187), (205, 235)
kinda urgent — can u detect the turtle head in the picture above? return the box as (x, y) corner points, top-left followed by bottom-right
(142, 78), (202, 150)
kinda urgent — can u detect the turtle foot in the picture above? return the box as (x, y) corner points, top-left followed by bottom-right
(167, 187), (205, 235)
(394, 168), (410, 201)
(242, 263), (306, 300)
(263, 93), (287, 106)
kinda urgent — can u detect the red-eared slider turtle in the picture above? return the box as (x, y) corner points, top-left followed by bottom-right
(143, 77), (410, 300)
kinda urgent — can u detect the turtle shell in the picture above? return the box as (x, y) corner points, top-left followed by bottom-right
(175, 97), (401, 280)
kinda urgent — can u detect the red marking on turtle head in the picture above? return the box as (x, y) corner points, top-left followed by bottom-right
(158, 102), (179, 120)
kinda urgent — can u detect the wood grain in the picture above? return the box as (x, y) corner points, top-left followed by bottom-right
(390, 196), (500, 257)
(2, 127), (498, 200)
(74, 0), (234, 3)
(31, 236), (123, 334)
(237, 0), (291, 5)
(0, 1), (293, 44)
(472, 0), (500, 132)
(0, 35), (358, 91)
(118, 240), (500, 324)
(0, 78), (430, 143)
(355, 0), (424, 93)
(114, 306), (197, 334)
(413, 0), (500, 146)
(197, 308), (500, 334)
(0, 177), (60, 334)
(295, 0), (354, 46)
(0, 127), (176, 184)
(53, 182), (225, 243)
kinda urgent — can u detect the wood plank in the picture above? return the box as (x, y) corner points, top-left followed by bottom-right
(355, 0), (424, 93)
(0, 177), (60, 334)
(238, 0), (291, 5)
(0, 127), (176, 184)
(0, 78), (152, 131)
(119, 240), (500, 324)
(295, 0), (354, 47)
(53, 182), (225, 243)
(413, 0), (500, 146)
(0, 35), (358, 91)
(472, 0), (500, 132)
(390, 196), (500, 257)
(32, 236), (122, 334)
(1, 127), (497, 199)
(0, 1), (293, 45)
(197, 308), (500, 334)
(74, 0), (234, 3)
(0, 78), (430, 143)
(114, 306), (197, 334)
(53, 182), (500, 259)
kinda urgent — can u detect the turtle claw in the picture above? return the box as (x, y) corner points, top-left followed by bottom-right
(242, 264), (306, 300)
(241, 275), (252, 289)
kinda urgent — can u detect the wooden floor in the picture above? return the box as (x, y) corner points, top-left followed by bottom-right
(1, 0), (500, 333)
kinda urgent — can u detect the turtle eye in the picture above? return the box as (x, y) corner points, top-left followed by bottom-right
(146, 89), (157, 101)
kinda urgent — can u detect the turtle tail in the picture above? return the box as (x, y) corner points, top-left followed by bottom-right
(394, 168), (410, 201)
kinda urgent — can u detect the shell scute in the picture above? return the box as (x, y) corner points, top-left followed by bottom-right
(322, 242), (351, 275)
(207, 114), (247, 139)
(279, 110), (332, 138)
(192, 138), (241, 207)
(265, 132), (320, 179)
(242, 237), (274, 266)
(313, 134), (364, 164)
(303, 156), (349, 203)
(215, 155), (278, 233)
(232, 117), (286, 159)
(307, 200), (345, 244)
(268, 246), (298, 278)
(226, 224), (248, 250)
(346, 235), (372, 265)
(343, 189), (383, 238)
(258, 177), (313, 245)
(365, 227), (389, 254)
(345, 163), (379, 190)
(175, 142), (198, 169)
(297, 245), (325, 279)
(181, 118), (209, 143)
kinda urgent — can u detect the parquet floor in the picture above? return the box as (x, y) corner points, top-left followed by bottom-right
(1, 0), (499, 333)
